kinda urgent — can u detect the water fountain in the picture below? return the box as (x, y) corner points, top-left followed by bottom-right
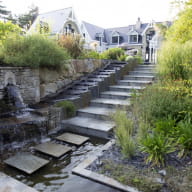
(0, 75), (48, 150)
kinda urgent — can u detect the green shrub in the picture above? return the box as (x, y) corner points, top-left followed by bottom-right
(112, 110), (136, 158)
(157, 41), (192, 80)
(0, 21), (21, 46)
(134, 55), (143, 64)
(55, 100), (76, 118)
(132, 83), (192, 123)
(140, 133), (175, 166)
(58, 34), (85, 59)
(1, 34), (70, 70)
(100, 48), (125, 60)
(176, 119), (192, 157)
(154, 118), (176, 137)
(83, 50), (100, 59)
(125, 55), (134, 62)
(117, 54), (127, 61)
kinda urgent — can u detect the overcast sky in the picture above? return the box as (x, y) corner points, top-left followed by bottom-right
(4, 0), (176, 28)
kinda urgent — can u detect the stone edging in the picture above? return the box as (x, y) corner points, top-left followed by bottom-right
(72, 139), (140, 192)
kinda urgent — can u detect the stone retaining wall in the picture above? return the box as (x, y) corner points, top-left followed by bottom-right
(0, 67), (40, 104)
(0, 59), (109, 104)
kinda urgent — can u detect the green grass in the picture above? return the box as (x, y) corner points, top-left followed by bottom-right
(54, 100), (76, 118)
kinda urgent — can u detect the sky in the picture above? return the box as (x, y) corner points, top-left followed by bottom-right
(4, 0), (176, 28)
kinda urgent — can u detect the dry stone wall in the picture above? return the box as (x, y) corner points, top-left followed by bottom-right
(0, 59), (109, 104)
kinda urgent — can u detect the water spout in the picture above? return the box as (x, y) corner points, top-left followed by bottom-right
(5, 83), (26, 110)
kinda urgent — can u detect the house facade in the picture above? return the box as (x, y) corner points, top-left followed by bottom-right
(29, 7), (169, 63)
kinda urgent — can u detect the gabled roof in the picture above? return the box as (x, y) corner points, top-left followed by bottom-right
(82, 21), (105, 40)
(29, 7), (74, 34)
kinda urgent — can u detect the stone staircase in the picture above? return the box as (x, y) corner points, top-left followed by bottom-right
(61, 64), (156, 139)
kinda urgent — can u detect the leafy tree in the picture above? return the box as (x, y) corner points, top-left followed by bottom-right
(0, 1), (10, 19)
(166, 0), (192, 43)
(0, 21), (21, 45)
(17, 4), (39, 29)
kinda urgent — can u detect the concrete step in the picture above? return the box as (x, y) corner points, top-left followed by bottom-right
(61, 116), (115, 139)
(109, 85), (144, 92)
(0, 172), (38, 192)
(129, 71), (157, 76)
(78, 106), (115, 120)
(118, 80), (152, 86)
(124, 75), (155, 81)
(134, 67), (155, 72)
(91, 98), (130, 109)
(137, 64), (156, 68)
(92, 75), (110, 78)
(100, 91), (132, 100)
(87, 78), (103, 82)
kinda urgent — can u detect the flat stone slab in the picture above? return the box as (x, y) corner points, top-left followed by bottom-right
(78, 106), (115, 116)
(4, 153), (49, 174)
(56, 132), (89, 146)
(91, 98), (130, 106)
(34, 142), (72, 158)
(62, 117), (115, 132)
(0, 172), (38, 192)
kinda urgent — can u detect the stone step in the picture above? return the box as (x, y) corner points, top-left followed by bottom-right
(100, 69), (116, 72)
(124, 75), (155, 81)
(87, 78), (103, 82)
(91, 98), (130, 109)
(34, 142), (72, 158)
(98, 71), (115, 75)
(55, 132), (89, 146)
(134, 67), (155, 72)
(0, 172), (38, 192)
(129, 71), (157, 76)
(4, 153), (49, 174)
(118, 80), (152, 86)
(92, 75), (110, 78)
(77, 106), (115, 120)
(100, 91), (132, 100)
(137, 64), (156, 68)
(61, 116), (115, 139)
(78, 82), (98, 86)
(109, 85), (144, 92)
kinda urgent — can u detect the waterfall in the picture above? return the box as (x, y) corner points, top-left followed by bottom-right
(5, 83), (26, 110)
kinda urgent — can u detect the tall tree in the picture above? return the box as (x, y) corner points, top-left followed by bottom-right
(166, 0), (192, 43)
(17, 4), (39, 29)
(0, 1), (10, 19)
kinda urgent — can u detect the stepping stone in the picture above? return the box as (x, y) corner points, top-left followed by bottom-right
(34, 142), (72, 158)
(0, 172), (38, 192)
(56, 132), (89, 146)
(4, 153), (49, 174)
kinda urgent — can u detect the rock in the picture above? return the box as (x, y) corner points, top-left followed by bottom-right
(155, 177), (165, 184)
(158, 169), (166, 176)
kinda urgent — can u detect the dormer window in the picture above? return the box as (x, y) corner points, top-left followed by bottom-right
(112, 36), (118, 44)
(130, 35), (138, 43)
(111, 31), (122, 44)
(128, 30), (139, 44)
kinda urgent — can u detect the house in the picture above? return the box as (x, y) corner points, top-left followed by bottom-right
(29, 7), (170, 63)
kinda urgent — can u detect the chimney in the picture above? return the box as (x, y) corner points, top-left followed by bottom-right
(136, 17), (141, 30)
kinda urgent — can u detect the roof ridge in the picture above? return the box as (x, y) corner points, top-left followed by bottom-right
(39, 7), (72, 15)
(82, 21), (105, 30)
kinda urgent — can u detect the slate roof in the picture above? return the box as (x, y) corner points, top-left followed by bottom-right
(83, 21), (149, 44)
(82, 21), (105, 40)
(29, 7), (73, 34)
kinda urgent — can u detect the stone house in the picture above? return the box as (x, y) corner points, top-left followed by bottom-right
(29, 7), (170, 62)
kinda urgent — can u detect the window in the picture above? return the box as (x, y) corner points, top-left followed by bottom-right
(112, 36), (118, 44)
(130, 35), (138, 43)
(146, 31), (155, 41)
